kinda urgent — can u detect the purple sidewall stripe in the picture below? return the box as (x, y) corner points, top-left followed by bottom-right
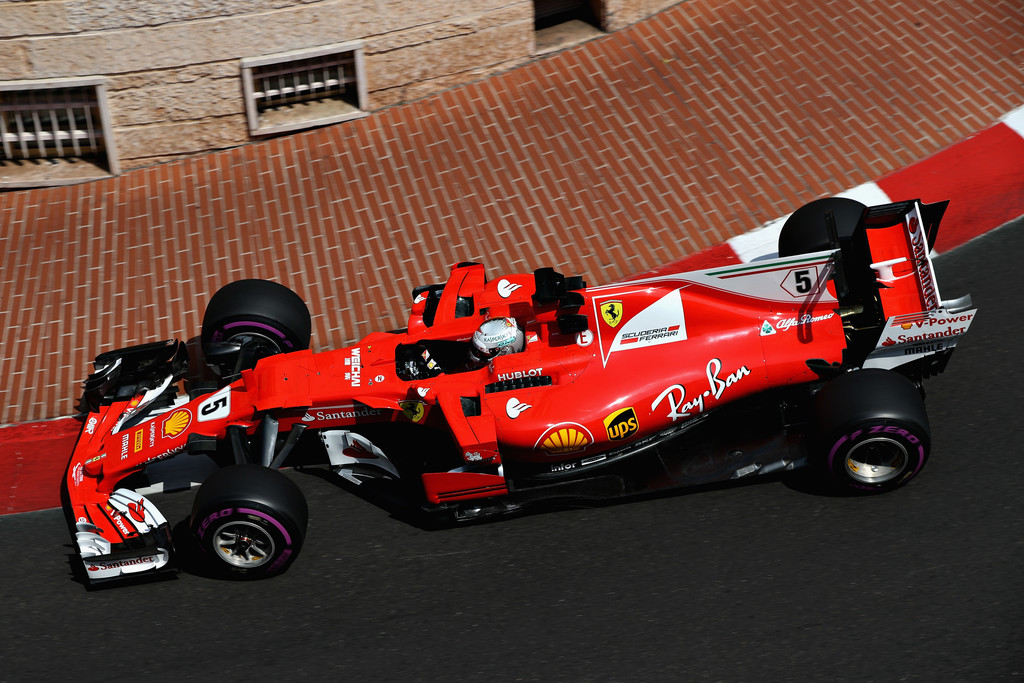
(221, 321), (294, 348)
(238, 507), (293, 545)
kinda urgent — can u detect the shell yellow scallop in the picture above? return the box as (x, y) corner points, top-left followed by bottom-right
(541, 426), (590, 454)
(162, 409), (192, 438)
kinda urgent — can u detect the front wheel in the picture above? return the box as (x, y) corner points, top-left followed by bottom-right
(190, 465), (309, 579)
(201, 279), (312, 375)
(814, 369), (931, 493)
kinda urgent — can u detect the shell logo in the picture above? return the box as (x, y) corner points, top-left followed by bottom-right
(162, 409), (192, 438)
(537, 423), (593, 455)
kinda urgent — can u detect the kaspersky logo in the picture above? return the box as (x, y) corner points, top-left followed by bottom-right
(604, 407), (639, 441)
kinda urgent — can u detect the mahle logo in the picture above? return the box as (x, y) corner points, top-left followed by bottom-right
(604, 407), (639, 441)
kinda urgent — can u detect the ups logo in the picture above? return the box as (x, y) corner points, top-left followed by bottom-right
(604, 407), (639, 441)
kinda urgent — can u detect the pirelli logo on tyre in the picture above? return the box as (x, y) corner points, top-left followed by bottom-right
(604, 407), (639, 441)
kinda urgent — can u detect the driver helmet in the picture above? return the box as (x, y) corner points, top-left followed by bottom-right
(469, 317), (524, 366)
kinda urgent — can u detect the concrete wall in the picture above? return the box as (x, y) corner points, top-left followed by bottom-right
(1, 0), (675, 170)
(604, 0), (677, 31)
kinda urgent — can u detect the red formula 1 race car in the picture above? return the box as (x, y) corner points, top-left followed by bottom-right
(63, 197), (976, 585)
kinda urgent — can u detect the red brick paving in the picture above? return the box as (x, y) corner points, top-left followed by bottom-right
(0, 0), (1022, 426)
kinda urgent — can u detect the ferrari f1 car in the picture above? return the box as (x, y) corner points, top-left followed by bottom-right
(63, 197), (976, 584)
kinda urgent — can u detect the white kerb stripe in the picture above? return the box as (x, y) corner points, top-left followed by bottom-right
(728, 182), (892, 263)
(1000, 104), (1024, 140)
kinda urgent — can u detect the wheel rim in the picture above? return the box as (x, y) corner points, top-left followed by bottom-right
(212, 520), (276, 569)
(225, 331), (286, 358)
(844, 437), (909, 485)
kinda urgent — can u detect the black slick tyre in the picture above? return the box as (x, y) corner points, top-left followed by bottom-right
(813, 369), (931, 493)
(201, 279), (311, 366)
(190, 465), (309, 579)
(778, 197), (867, 256)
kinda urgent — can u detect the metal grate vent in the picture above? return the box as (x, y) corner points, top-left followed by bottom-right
(1, 86), (104, 161)
(252, 53), (357, 110)
(242, 43), (367, 136)
(0, 78), (119, 188)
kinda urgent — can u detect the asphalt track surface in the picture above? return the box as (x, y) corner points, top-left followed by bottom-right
(1, 219), (1021, 681)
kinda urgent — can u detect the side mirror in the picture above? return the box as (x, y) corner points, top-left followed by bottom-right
(204, 341), (244, 378)
(204, 341), (243, 363)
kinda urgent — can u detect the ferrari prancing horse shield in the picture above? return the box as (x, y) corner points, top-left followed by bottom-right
(399, 400), (425, 423)
(601, 300), (623, 327)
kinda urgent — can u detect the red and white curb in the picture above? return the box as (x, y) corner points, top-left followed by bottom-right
(695, 104), (1024, 267)
(726, 182), (892, 264)
(3, 105), (1024, 515)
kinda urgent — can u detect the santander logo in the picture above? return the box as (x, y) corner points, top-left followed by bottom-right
(878, 310), (976, 350)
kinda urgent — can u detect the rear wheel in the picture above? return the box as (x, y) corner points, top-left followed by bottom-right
(190, 465), (309, 579)
(814, 369), (930, 493)
(778, 197), (866, 256)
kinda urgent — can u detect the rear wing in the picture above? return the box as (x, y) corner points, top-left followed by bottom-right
(862, 199), (967, 316)
(852, 199), (977, 372)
